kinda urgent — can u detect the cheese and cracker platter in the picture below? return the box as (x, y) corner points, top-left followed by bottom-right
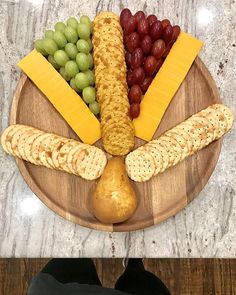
(1, 9), (234, 231)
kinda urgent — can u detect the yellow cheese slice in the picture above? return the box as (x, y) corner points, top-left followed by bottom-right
(18, 50), (101, 144)
(133, 32), (203, 141)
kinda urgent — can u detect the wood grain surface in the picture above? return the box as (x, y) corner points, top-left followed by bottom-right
(0, 258), (235, 295)
(9, 57), (222, 232)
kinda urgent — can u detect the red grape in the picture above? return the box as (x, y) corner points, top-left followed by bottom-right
(129, 85), (142, 103)
(150, 21), (163, 41)
(144, 56), (158, 76)
(147, 14), (157, 27)
(163, 25), (173, 43)
(172, 25), (181, 41)
(140, 76), (153, 92)
(123, 33), (129, 47)
(156, 58), (164, 71)
(130, 103), (140, 118)
(151, 39), (166, 59)
(137, 18), (149, 35)
(161, 19), (171, 29)
(131, 48), (144, 69)
(134, 11), (145, 22)
(143, 56), (147, 65)
(127, 69), (133, 87)
(120, 8), (132, 28)
(140, 35), (152, 54)
(162, 43), (172, 57)
(125, 51), (132, 67)
(126, 32), (140, 52)
(125, 16), (137, 34)
(132, 67), (145, 85)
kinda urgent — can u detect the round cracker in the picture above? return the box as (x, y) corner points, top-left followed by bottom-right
(125, 150), (155, 182)
(75, 146), (107, 180)
(57, 140), (79, 173)
(1, 125), (28, 154)
(213, 104), (234, 131)
(17, 128), (42, 161)
(11, 126), (34, 158)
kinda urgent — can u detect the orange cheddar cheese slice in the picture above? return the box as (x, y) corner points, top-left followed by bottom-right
(18, 50), (101, 144)
(133, 32), (203, 141)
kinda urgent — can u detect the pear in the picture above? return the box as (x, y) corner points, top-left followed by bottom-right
(91, 157), (137, 224)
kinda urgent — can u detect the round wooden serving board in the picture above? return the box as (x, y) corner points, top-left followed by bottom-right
(10, 57), (222, 232)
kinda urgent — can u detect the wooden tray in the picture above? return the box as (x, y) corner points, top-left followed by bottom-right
(10, 57), (222, 232)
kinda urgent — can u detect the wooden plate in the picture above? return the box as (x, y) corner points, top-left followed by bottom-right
(10, 57), (222, 232)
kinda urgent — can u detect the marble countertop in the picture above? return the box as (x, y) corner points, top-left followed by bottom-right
(0, 0), (235, 258)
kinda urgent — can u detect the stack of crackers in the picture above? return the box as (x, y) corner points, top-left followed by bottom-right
(92, 12), (134, 156)
(1, 124), (107, 180)
(126, 104), (234, 182)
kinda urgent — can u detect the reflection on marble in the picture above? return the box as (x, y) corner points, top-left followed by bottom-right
(0, 0), (235, 258)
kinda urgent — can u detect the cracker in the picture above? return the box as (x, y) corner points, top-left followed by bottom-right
(1, 125), (28, 154)
(67, 144), (89, 175)
(125, 150), (155, 182)
(57, 140), (79, 173)
(11, 126), (34, 158)
(38, 134), (61, 168)
(213, 104), (234, 131)
(75, 146), (107, 180)
(18, 129), (42, 161)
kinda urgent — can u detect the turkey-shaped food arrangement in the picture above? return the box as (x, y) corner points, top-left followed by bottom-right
(1, 9), (234, 230)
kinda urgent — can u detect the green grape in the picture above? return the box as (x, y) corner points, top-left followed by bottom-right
(54, 50), (69, 66)
(64, 26), (78, 43)
(65, 60), (79, 78)
(48, 55), (60, 69)
(89, 101), (100, 115)
(34, 39), (47, 55)
(45, 30), (54, 39)
(65, 43), (78, 59)
(84, 69), (95, 85)
(87, 53), (93, 69)
(82, 86), (96, 103)
(87, 39), (93, 52)
(54, 22), (66, 33)
(59, 67), (70, 81)
(80, 15), (92, 31)
(66, 17), (78, 29)
(75, 72), (90, 90)
(77, 23), (91, 40)
(53, 31), (67, 48)
(70, 78), (80, 92)
(76, 39), (90, 54)
(43, 38), (58, 55)
(76, 52), (90, 71)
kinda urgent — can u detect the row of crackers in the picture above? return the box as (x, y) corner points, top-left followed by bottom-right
(92, 12), (135, 156)
(125, 104), (234, 182)
(1, 125), (107, 180)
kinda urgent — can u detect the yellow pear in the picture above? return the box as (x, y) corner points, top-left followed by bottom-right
(91, 157), (137, 224)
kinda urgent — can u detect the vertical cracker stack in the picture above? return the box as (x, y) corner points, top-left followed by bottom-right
(126, 104), (234, 182)
(92, 12), (135, 156)
(1, 124), (107, 180)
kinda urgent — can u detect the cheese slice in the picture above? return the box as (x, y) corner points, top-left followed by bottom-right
(18, 50), (101, 144)
(133, 32), (203, 141)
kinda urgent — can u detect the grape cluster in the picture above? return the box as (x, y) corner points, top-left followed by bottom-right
(34, 16), (100, 115)
(120, 9), (181, 118)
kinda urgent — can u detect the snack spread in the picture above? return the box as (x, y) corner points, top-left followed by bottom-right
(126, 104), (233, 182)
(92, 12), (135, 156)
(1, 125), (107, 180)
(1, 9), (234, 225)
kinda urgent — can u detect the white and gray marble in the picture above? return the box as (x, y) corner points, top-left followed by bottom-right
(0, 0), (235, 258)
